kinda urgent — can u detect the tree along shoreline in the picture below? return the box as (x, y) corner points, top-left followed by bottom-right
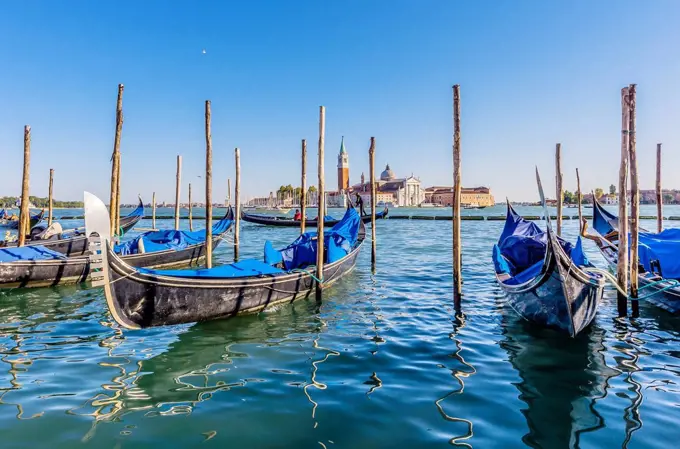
(0, 196), (84, 209)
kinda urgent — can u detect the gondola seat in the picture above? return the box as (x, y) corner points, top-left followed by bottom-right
(138, 260), (284, 278)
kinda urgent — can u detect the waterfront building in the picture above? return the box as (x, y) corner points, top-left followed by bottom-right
(424, 186), (495, 207)
(603, 193), (618, 205)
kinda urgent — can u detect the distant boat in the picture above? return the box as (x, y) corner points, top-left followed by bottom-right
(463, 203), (486, 210)
(242, 207), (389, 227)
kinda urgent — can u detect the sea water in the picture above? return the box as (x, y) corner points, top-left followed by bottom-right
(0, 205), (678, 448)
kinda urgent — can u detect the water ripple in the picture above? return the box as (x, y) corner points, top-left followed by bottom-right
(0, 214), (678, 447)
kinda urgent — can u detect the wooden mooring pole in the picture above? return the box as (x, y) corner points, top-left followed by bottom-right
(300, 139), (307, 235)
(628, 84), (639, 317)
(115, 155), (121, 236)
(174, 155), (182, 230)
(109, 84), (124, 238)
(152, 192), (156, 230)
(555, 143), (563, 236)
(369, 137), (377, 267)
(452, 85), (462, 307)
(205, 100), (213, 269)
(316, 106), (326, 298)
(576, 168), (583, 234)
(227, 178), (231, 207)
(617, 86), (631, 317)
(48, 168), (54, 226)
(656, 143), (663, 233)
(235, 147), (241, 262)
(188, 183), (193, 231)
(18, 126), (31, 247)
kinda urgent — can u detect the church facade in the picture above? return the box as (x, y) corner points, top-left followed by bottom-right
(328, 139), (425, 207)
(350, 164), (425, 207)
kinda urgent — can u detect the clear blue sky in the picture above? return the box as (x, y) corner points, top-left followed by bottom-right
(1, 1), (678, 204)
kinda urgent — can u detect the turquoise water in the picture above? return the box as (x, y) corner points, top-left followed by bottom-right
(1, 207), (679, 448)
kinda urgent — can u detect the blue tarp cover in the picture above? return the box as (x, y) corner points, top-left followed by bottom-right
(115, 216), (232, 256)
(271, 208), (361, 270)
(0, 245), (66, 263)
(493, 205), (589, 283)
(133, 208), (359, 280)
(138, 259), (284, 278)
(0, 209), (7, 219)
(638, 229), (680, 279)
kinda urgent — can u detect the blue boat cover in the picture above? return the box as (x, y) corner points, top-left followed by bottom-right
(0, 209), (7, 219)
(269, 208), (361, 270)
(115, 216), (233, 256)
(492, 205), (589, 283)
(638, 229), (680, 279)
(138, 259), (284, 278)
(133, 208), (360, 280)
(0, 245), (66, 263)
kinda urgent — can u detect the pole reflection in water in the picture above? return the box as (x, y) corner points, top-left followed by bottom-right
(611, 317), (645, 448)
(303, 325), (339, 427)
(500, 312), (617, 448)
(73, 301), (328, 431)
(365, 271), (385, 395)
(435, 314), (476, 448)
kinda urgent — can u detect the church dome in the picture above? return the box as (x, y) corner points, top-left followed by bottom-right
(380, 164), (396, 181)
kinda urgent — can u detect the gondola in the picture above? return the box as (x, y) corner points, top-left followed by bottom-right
(590, 199), (680, 313)
(491, 170), (605, 337)
(241, 207), (388, 227)
(84, 191), (365, 329)
(2, 209), (45, 230)
(1, 198), (144, 256)
(0, 206), (233, 289)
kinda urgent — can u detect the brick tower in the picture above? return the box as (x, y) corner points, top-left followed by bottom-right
(337, 136), (349, 192)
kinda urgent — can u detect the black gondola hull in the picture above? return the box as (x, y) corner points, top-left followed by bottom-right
(499, 251), (603, 336)
(102, 241), (363, 328)
(0, 257), (91, 288)
(242, 208), (388, 227)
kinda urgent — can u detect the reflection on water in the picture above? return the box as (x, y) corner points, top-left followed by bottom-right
(0, 218), (679, 447)
(501, 313), (616, 448)
(435, 315), (476, 448)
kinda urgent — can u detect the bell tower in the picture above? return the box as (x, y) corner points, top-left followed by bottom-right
(337, 136), (349, 191)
